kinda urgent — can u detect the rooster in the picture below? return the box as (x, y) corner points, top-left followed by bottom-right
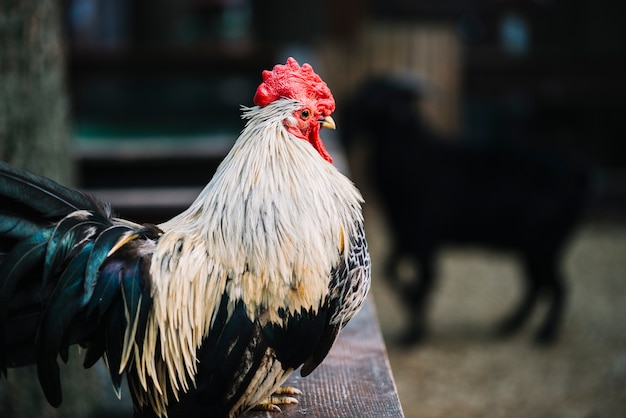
(0, 58), (370, 418)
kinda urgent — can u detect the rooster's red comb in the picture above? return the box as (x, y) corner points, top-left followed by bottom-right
(253, 57), (335, 116)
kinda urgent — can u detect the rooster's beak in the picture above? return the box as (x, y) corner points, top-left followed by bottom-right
(320, 116), (336, 130)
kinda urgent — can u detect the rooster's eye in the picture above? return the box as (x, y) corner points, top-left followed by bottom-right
(300, 109), (310, 120)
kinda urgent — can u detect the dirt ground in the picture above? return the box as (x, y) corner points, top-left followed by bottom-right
(366, 202), (626, 418)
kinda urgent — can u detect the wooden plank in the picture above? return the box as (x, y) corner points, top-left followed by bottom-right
(246, 298), (404, 418)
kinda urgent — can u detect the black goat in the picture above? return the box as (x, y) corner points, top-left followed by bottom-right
(341, 77), (589, 344)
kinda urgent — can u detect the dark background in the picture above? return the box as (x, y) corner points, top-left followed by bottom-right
(63, 0), (626, 222)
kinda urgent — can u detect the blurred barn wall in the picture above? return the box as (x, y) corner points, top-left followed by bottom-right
(320, 21), (462, 136)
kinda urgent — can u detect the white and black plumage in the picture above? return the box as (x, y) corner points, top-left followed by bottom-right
(0, 57), (370, 418)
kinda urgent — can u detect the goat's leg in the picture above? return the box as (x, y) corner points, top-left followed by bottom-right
(534, 266), (566, 344)
(496, 257), (542, 337)
(391, 252), (435, 345)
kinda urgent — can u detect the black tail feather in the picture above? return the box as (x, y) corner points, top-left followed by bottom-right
(0, 161), (160, 409)
(0, 161), (103, 219)
(0, 161), (108, 254)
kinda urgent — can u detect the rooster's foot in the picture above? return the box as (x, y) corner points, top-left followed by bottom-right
(253, 386), (302, 412)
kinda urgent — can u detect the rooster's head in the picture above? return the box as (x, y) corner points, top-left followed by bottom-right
(253, 57), (336, 163)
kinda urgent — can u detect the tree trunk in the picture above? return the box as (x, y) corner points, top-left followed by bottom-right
(0, 0), (73, 184)
(0, 2), (107, 417)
